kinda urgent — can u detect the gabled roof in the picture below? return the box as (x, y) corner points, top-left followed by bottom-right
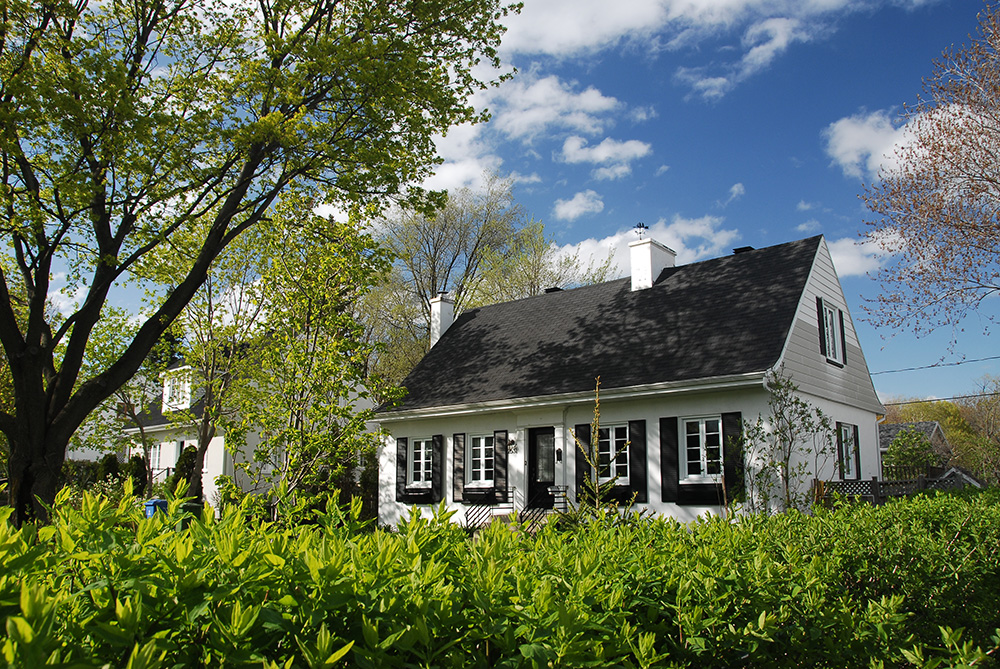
(384, 236), (822, 413)
(878, 421), (947, 450)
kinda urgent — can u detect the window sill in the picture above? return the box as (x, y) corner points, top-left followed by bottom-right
(825, 357), (845, 368)
(405, 484), (432, 492)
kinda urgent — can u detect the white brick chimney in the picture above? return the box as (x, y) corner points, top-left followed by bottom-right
(629, 238), (676, 291)
(429, 292), (454, 347)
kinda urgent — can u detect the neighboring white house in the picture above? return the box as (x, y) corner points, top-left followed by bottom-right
(124, 361), (258, 504)
(375, 235), (885, 526)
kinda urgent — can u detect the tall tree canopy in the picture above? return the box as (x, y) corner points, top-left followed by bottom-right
(864, 4), (1000, 339)
(0, 0), (514, 523)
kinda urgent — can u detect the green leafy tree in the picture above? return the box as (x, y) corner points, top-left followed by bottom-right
(229, 196), (394, 510)
(0, 0), (513, 523)
(954, 375), (1000, 485)
(742, 371), (834, 513)
(883, 427), (940, 471)
(162, 224), (271, 502)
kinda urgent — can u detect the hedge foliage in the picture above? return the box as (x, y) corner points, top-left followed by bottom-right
(2, 488), (1000, 667)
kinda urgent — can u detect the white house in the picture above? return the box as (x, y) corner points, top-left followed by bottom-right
(375, 235), (884, 526)
(124, 361), (258, 504)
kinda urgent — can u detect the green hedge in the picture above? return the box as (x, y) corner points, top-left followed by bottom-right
(2, 489), (1000, 667)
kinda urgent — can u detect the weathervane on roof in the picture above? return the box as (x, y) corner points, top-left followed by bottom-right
(634, 222), (648, 240)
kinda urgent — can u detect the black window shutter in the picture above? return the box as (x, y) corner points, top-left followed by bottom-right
(395, 437), (408, 502)
(493, 430), (508, 503)
(838, 309), (848, 365)
(816, 297), (827, 357)
(430, 434), (444, 502)
(852, 424), (861, 478)
(452, 433), (465, 502)
(722, 412), (744, 505)
(660, 417), (678, 503)
(836, 422), (846, 480)
(574, 423), (591, 504)
(627, 420), (647, 503)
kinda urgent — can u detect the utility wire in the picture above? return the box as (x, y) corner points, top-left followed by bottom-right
(883, 392), (1000, 407)
(871, 354), (1000, 376)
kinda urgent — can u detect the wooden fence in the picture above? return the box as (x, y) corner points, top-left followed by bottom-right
(814, 473), (974, 506)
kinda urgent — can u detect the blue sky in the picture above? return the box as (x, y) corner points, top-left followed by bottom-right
(422, 0), (997, 405)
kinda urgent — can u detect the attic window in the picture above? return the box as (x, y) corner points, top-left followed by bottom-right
(162, 369), (192, 412)
(818, 297), (846, 366)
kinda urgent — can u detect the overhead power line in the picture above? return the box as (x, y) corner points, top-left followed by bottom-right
(871, 354), (1000, 376)
(883, 392), (1000, 407)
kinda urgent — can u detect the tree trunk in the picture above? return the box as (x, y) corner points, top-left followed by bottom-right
(185, 415), (216, 502)
(8, 430), (65, 525)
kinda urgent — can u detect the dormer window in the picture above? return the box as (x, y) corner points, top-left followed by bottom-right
(162, 368), (192, 412)
(817, 297), (846, 366)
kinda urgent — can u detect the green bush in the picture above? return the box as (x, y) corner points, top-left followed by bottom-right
(96, 453), (121, 483)
(1, 490), (999, 666)
(166, 446), (198, 497)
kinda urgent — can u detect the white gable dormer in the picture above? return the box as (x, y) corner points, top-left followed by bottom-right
(162, 366), (193, 413)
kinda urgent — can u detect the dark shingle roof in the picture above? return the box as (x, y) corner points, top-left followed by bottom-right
(878, 421), (944, 449)
(385, 236), (821, 412)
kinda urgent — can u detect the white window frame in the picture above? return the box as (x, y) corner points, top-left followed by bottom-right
(838, 422), (859, 480)
(467, 434), (495, 487)
(150, 442), (162, 472)
(681, 416), (724, 483)
(407, 437), (433, 489)
(597, 424), (629, 485)
(820, 299), (844, 365)
(162, 368), (192, 412)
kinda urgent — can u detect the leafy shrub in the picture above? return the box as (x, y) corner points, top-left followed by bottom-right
(59, 460), (101, 490)
(166, 445), (198, 496)
(96, 453), (121, 482)
(125, 455), (148, 497)
(1, 490), (999, 666)
(885, 427), (942, 470)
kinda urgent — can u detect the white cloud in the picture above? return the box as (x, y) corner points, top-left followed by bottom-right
(556, 213), (741, 277)
(561, 135), (652, 180)
(827, 236), (883, 277)
(655, 164), (671, 176)
(822, 109), (907, 180)
(509, 171), (543, 184)
(629, 106), (658, 123)
(797, 200), (815, 211)
(500, 0), (930, 100)
(678, 17), (815, 100)
(796, 219), (822, 233)
(553, 190), (605, 221)
(719, 182), (745, 207)
(48, 284), (88, 316)
(489, 73), (621, 141)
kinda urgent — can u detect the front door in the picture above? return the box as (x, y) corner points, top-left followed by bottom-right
(527, 427), (556, 509)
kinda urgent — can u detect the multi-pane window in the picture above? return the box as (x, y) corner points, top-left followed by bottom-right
(838, 422), (859, 480)
(468, 435), (495, 486)
(162, 369), (192, 412)
(597, 424), (629, 484)
(682, 417), (723, 482)
(819, 298), (844, 365)
(408, 438), (432, 488)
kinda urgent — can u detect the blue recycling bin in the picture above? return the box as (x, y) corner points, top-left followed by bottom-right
(144, 499), (167, 518)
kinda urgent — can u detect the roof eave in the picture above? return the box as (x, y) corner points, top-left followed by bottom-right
(375, 371), (768, 422)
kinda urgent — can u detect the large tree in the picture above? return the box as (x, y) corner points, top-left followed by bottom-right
(0, 0), (513, 523)
(863, 4), (1000, 339)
